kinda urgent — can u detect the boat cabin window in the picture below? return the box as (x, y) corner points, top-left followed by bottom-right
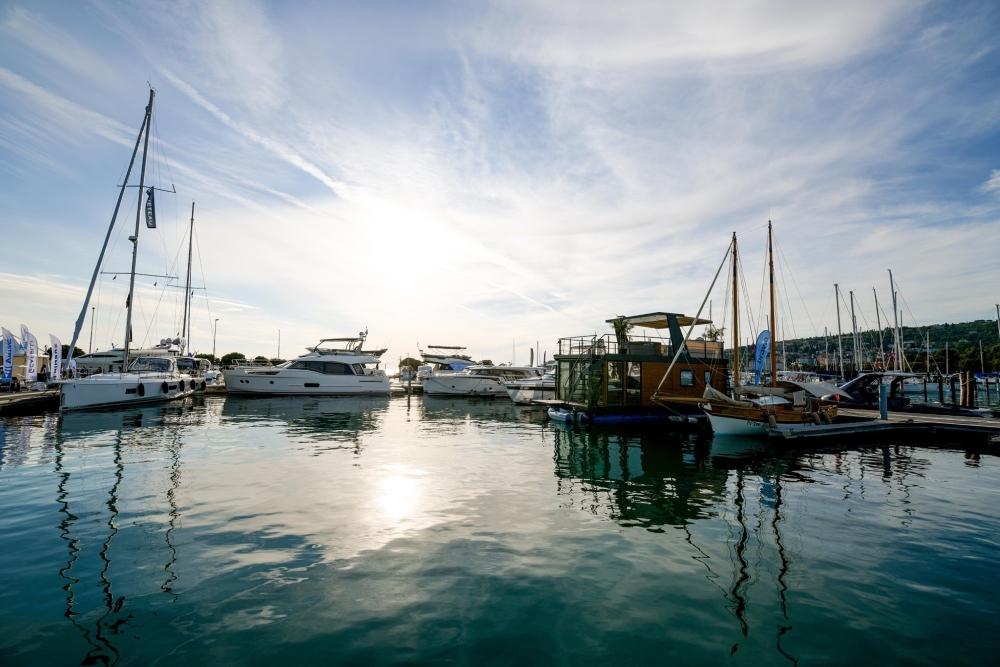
(175, 358), (195, 373)
(679, 370), (695, 387)
(352, 364), (365, 375)
(129, 357), (172, 373)
(289, 360), (355, 375)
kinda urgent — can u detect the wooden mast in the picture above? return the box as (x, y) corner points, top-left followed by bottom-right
(768, 221), (777, 387)
(732, 232), (739, 390)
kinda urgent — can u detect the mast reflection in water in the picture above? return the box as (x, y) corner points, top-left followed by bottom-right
(0, 397), (998, 665)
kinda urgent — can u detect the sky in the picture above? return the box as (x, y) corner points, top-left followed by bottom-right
(1, 0), (999, 369)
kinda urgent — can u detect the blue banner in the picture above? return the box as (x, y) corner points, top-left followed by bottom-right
(753, 330), (771, 385)
(1, 328), (14, 384)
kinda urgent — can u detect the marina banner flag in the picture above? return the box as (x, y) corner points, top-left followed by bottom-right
(145, 187), (156, 228)
(50, 334), (62, 380)
(20, 325), (37, 382)
(753, 330), (771, 385)
(1, 328), (14, 384)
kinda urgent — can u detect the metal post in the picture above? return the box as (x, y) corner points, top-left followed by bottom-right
(879, 381), (888, 420)
(88, 306), (95, 354)
(278, 329), (281, 361)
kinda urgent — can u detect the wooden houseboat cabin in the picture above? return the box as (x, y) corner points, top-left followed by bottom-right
(553, 312), (729, 419)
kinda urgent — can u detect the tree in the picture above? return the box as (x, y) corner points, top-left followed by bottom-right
(399, 356), (421, 370)
(270, 358), (286, 365)
(481, 359), (494, 366)
(253, 355), (268, 363)
(611, 316), (633, 350)
(195, 353), (217, 364)
(220, 352), (246, 365)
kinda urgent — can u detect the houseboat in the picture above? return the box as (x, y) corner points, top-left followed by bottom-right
(551, 312), (728, 423)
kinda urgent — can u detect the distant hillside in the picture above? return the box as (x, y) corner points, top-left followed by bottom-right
(733, 319), (1000, 374)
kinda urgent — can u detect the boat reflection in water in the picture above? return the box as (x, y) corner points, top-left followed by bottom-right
(551, 426), (814, 661)
(221, 395), (390, 452)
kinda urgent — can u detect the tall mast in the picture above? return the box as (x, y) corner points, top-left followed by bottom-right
(850, 290), (858, 373)
(873, 287), (883, 365)
(835, 283), (844, 380)
(181, 201), (195, 353)
(66, 101), (150, 365)
(732, 232), (739, 389)
(889, 270), (899, 371)
(122, 88), (155, 368)
(768, 221), (776, 387)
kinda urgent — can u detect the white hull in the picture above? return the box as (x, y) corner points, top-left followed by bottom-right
(60, 373), (199, 411)
(423, 374), (507, 397)
(225, 368), (389, 395)
(506, 385), (556, 405)
(705, 411), (827, 436)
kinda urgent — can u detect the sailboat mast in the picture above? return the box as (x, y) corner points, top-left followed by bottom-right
(873, 287), (883, 365)
(835, 283), (844, 380)
(850, 290), (858, 373)
(768, 222), (776, 387)
(889, 270), (899, 371)
(65, 104), (150, 365)
(732, 232), (739, 390)
(122, 88), (155, 368)
(181, 201), (195, 353)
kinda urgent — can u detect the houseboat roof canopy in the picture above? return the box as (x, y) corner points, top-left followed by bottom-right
(606, 312), (712, 329)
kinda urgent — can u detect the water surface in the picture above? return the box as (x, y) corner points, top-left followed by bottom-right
(1, 395), (998, 664)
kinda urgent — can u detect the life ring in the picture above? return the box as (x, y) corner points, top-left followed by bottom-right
(137, 383), (145, 397)
(162, 381), (169, 394)
(178, 379), (185, 391)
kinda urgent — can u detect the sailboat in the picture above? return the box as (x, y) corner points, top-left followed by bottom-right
(59, 89), (200, 411)
(655, 223), (847, 435)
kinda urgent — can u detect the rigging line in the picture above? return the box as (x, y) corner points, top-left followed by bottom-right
(193, 226), (213, 338)
(141, 229), (188, 343)
(736, 222), (769, 238)
(815, 291), (833, 339)
(776, 248), (798, 340)
(774, 239), (818, 336)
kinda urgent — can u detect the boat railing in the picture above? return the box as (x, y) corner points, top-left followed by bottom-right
(556, 334), (722, 359)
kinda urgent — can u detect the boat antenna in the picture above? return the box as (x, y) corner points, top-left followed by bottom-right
(66, 95), (152, 365)
(123, 88), (156, 368)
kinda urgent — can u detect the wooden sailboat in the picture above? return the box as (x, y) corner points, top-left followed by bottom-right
(655, 223), (846, 435)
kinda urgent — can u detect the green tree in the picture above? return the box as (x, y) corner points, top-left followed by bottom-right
(195, 353), (217, 364)
(220, 352), (246, 365)
(270, 358), (286, 365)
(481, 359), (494, 366)
(399, 356), (421, 370)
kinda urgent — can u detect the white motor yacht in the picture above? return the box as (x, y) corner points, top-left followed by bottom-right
(225, 336), (389, 395)
(505, 369), (556, 405)
(60, 356), (199, 411)
(423, 365), (542, 397)
(418, 344), (477, 372)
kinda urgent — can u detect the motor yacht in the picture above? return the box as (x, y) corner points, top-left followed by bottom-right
(224, 336), (389, 395)
(506, 366), (556, 404)
(423, 365), (542, 397)
(60, 356), (199, 411)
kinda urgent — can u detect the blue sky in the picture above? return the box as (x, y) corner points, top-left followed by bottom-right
(1, 0), (999, 365)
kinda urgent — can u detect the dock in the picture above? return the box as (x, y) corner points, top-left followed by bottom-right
(0, 389), (60, 415)
(771, 407), (1000, 442)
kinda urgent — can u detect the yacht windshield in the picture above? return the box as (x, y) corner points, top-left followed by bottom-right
(129, 357), (172, 373)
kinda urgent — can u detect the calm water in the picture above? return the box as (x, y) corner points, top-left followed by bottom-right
(1, 395), (998, 665)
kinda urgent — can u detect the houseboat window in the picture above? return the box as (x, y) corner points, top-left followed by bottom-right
(626, 362), (641, 405)
(558, 361), (571, 401)
(606, 361), (623, 406)
(704, 370), (712, 387)
(679, 370), (695, 387)
(324, 362), (354, 375)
